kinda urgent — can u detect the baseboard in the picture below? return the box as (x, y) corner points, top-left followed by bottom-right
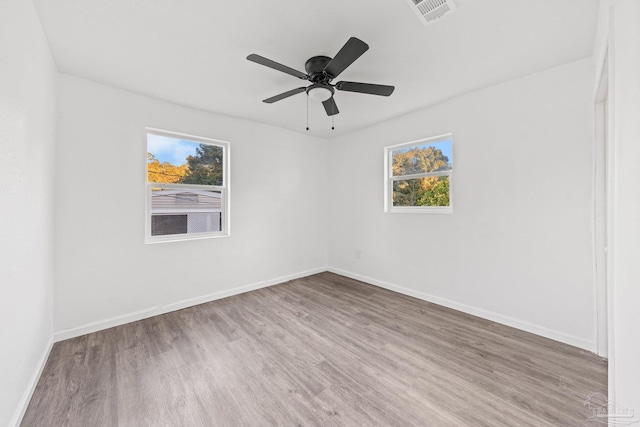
(10, 337), (54, 427)
(54, 265), (597, 352)
(327, 267), (597, 352)
(54, 267), (327, 342)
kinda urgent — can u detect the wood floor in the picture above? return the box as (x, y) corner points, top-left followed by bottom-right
(22, 272), (607, 426)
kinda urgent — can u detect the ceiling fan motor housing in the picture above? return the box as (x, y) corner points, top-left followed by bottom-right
(305, 56), (333, 83)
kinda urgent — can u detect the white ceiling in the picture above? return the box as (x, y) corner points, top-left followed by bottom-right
(33, 0), (599, 138)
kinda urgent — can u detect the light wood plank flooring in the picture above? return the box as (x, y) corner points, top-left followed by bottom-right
(22, 272), (607, 426)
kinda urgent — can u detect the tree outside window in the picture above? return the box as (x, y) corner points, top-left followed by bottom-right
(146, 130), (229, 243)
(385, 135), (453, 213)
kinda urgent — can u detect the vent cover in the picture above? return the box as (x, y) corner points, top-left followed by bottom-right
(404, 0), (457, 26)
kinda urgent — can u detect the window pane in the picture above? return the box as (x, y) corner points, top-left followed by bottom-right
(151, 215), (187, 236)
(147, 134), (223, 185)
(392, 139), (452, 176)
(392, 176), (450, 207)
(150, 189), (222, 236)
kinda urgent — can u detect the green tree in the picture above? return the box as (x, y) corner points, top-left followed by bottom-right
(392, 147), (450, 207)
(180, 144), (224, 186)
(417, 176), (450, 206)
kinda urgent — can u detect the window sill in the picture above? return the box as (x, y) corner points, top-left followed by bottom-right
(145, 232), (230, 244)
(385, 206), (453, 214)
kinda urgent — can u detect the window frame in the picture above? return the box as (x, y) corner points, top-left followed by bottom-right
(384, 133), (453, 214)
(145, 128), (230, 244)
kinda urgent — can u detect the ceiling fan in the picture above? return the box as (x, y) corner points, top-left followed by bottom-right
(247, 37), (395, 116)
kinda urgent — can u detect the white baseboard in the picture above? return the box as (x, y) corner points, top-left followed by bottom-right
(54, 267), (327, 342)
(10, 337), (54, 427)
(54, 265), (597, 353)
(327, 267), (597, 353)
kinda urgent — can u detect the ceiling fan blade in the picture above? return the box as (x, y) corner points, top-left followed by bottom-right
(262, 87), (307, 103)
(323, 37), (369, 78)
(322, 97), (339, 116)
(336, 81), (395, 96)
(247, 54), (308, 80)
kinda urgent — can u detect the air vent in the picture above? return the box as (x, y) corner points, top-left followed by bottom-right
(404, 0), (457, 26)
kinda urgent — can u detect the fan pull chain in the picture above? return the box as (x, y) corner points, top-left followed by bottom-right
(332, 114), (335, 130)
(306, 96), (309, 131)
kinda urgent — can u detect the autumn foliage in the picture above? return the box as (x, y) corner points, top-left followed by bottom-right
(392, 146), (451, 207)
(147, 153), (189, 183)
(147, 144), (223, 186)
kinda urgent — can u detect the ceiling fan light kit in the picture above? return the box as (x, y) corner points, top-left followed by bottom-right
(247, 37), (395, 120)
(306, 84), (334, 102)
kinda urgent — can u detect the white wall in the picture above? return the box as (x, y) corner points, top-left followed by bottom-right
(327, 59), (596, 350)
(0, 0), (57, 425)
(54, 75), (328, 336)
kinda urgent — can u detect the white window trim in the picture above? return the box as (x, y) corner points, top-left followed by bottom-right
(145, 127), (230, 244)
(384, 133), (453, 214)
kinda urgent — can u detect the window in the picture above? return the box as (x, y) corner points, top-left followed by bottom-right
(145, 128), (229, 243)
(384, 134), (453, 213)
